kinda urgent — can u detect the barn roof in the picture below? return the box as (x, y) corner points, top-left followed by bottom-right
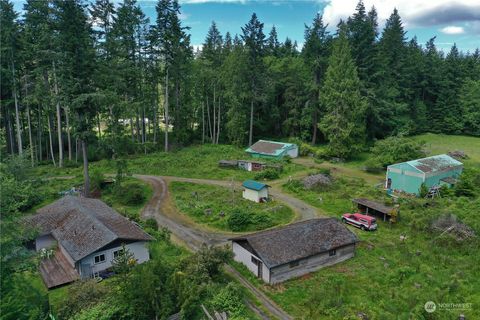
(231, 218), (358, 268)
(245, 140), (296, 156)
(389, 154), (462, 173)
(242, 180), (269, 191)
(26, 196), (153, 262)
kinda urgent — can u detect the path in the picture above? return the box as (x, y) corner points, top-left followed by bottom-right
(136, 174), (293, 320)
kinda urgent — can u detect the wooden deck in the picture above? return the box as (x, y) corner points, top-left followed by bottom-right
(39, 249), (79, 289)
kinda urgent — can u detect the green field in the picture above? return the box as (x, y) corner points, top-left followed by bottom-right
(414, 133), (480, 165)
(170, 181), (295, 232)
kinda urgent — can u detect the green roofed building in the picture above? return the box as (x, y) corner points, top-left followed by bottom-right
(242, 180), (270, 203)
(245, 140), (298, 160)
(386, 154), (463, 195)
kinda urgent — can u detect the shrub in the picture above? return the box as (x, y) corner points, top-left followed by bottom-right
(227, 210), (252, 231)
(114, 181), (146, 205)
(210, 283), (248, 319)
(145, 218), (158, 231)
(251, 214), (274, 230)
(365, 136), (426, 169)
(254, 168), (279, 180)
(90, 169), (104, 192)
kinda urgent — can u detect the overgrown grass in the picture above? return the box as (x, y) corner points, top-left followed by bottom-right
(170, 181), (295, 232)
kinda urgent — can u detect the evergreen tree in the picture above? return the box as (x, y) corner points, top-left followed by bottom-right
(266, 25), (280, 56)
(319, 27), (366, 158)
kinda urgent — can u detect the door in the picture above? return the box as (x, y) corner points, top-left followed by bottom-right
(387, 178), (392, 189)
(257, 261), (263, 279)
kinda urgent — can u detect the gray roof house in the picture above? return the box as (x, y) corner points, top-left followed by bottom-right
(26, 196), (153, 289)
(231, 218), (358, 284)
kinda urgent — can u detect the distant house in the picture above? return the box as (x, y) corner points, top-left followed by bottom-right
(231, 218), (358, 284)
(26, 196), (153, 289)
(246, 140), (298, 159)
(386, 154), (463, 195)
(242, 180), (269, 203)
(237, 160), (265, 172)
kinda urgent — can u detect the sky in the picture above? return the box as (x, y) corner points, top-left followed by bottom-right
(12, 0), (480, 53)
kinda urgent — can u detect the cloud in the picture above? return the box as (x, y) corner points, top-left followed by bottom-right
(321, 0), (480, 29)
(440, 26), (465, 35)
(180, 0), (247, 4)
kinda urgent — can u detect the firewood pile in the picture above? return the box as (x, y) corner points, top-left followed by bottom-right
(432, 214), (476, 242)
(447, 150), (469, 160)
(302, 174), (332, 190)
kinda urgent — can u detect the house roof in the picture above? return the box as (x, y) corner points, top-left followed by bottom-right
(245, 140), (297, 156)
(390, 154), (462, 173)
(231, 218), (358, 268)
(353, 198), (393, 215)
(26, 196), (153, 262)
(242, 180), (269, 191)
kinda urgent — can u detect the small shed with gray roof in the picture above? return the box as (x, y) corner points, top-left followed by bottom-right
(231, 218), (358, 284)
(26, 196), (153, 288)
(386, 154), (463, 195)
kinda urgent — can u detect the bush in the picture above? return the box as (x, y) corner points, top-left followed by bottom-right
(145, 218), (158, 231)
(113, 181), (146, 205)
(210, 283), (249, 319)
(254, 168), (280, 180)
(365, 136), (426, 169)
(227, 210), (252, 231)
(90, 169), (105, 192)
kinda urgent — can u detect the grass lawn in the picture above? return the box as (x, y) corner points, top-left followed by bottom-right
(170, 181), (295, 232)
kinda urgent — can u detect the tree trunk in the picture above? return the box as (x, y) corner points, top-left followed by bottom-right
(248, 99), (254, 146)
(25, 78), (34, 166)
(81, 139), (90, 197)
(37, 108), (42, 162)
(311, 108), (318, 145)
(7, 108), (15, 154)
(65, 107), (72, 161)
(130, 117), (135, 142)
(12, 61), (23, 155)
(97, 113), (102, 140)
(47, 113), (56, 166)
(202, 101), (205, 144)
(216, 96), (221, 144)
(212, 84), (216, 144)
(135, 113), (140, 142)
(206, 95), (212, 141)
(53, 61), (63, 167)
(164, 68), (169, 152)
(75, 138), (79, 163)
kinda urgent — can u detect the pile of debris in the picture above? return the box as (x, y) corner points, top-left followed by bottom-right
(448, 150), (469, 160)
(302, 173), (332, 190)
(431, 214), (476, 242)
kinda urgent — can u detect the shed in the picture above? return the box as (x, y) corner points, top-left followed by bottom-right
(218, 160), (238, 168)
(231, 218), (358, 284)
(242, 180), (269, 203)
(352, 198), (399, 222)
(386, 154), (463, 195)
(238, 160), (265, 172)
(245, 140), (298, 159)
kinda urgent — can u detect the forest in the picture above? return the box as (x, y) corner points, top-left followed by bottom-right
(2, 0), (479, 168)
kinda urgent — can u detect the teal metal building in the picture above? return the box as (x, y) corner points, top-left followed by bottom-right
(386, 154), (463, 195)
(245, 140), (298, 160)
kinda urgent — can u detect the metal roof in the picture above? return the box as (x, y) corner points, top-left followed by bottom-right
(242, 180), (269, 191)
(231, 218), (358, 268)
(390, 154), (463, 173)
(353, 198), (394, 215)
(26, 196), (153, 262)
(245, 140), (297, 156)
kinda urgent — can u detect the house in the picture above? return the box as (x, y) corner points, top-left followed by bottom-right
(245, 140), (298, 159)
(26, 196), (153, 289)
(242, 180), (269, 203)
(386, 154), (463, 195)
(231, 218), (358, 284)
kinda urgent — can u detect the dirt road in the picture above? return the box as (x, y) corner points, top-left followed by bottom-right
(136, 174), (293, 320)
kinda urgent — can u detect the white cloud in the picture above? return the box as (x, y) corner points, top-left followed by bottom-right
(180, 0), (246, 4)
(440, 26), (465, 34)
(321, 0), (480, 29)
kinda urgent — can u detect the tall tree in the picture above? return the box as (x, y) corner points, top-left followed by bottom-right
(319, 26), (366, 158)
(241, 13), (265, 146)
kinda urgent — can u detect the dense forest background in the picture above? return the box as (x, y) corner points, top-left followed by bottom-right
(1, 0), (480, 162)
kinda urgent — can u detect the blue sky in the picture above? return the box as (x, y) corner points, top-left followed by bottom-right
(12, 0), (480, 53)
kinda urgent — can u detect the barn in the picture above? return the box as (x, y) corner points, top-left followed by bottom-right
(231, 218), (358, 284)
(245, 140), (298, 159)
(242, 180), (269, 203)
(386, 154), (463, 195)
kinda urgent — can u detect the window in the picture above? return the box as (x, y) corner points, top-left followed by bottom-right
(329, 249), (336, 256)
(113, 249), (125, 259)
(94, 254), (106, 264)
(251, 256), (260, 265)
(289, 261), (299, 268)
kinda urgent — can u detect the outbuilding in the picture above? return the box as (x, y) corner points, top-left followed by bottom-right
(386, 154), (463, 195)
(246, 140), (298, 159)
(242, 180), (269, 203)
(231, 218), (358, 284)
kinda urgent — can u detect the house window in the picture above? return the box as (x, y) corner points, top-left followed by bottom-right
(289, 261), (299, 268)
(94, 254), (106, 264)
(113, 249), (125, 259)
(329, 249), (336, 256)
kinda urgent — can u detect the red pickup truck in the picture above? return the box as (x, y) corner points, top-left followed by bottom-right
(342, 213), (377, 231)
